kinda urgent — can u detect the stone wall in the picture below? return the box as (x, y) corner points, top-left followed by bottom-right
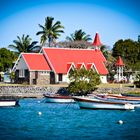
(92, 86), (138, 94)
(36, 72), (50, 85)
(29, 71), (50, 85)
(0, 86), (61, 98)
(0, 85), (138, 98)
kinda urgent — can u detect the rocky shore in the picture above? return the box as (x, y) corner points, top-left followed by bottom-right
(0, 84), (139, 99)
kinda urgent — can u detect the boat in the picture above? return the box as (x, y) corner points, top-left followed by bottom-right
(73, 96), (134, 110)
(43, 94), (75, 103)
(0, 99), (19, 107)
(107, 94), (140, 101)
(95, 94), (140, 108)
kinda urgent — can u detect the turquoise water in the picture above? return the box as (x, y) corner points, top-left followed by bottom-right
(0, 98), (140, 140)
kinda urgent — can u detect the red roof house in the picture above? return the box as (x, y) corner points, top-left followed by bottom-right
(22, 53), (51, 71)
(42, 48), (108, 75)
(13, 33), (108, 85)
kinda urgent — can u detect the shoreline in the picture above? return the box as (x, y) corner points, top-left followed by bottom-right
(0, 84), (140, 99)
(0, 85), (61, 99)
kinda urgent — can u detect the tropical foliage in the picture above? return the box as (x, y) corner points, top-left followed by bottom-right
(112, 39), (140, 70)
(10, 71), (15, 83)
(100, 45), (110, 60)
(66, 29), (91, 41)
(9, 34), (39, 54)
(36, 16), (64, 46)
(67, 68), (101, 95)
(105, 53), (117, 82)
(0, 48), (16, 71)
(134, 72), (140, 88)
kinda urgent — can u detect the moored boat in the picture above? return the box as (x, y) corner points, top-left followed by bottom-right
(0, 99), (19, 107)
(43, 94), (75, 103)
(95, 95), (140, 108)
(73, 96), (134, 110)
(107, 94), (140, 101)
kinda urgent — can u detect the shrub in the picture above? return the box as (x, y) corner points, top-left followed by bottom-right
(134, 72), (140, 88)
(67, 68), (101, 95)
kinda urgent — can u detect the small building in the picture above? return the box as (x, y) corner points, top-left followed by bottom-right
(115, 56), (125, 82)
(12, 33), (109, 85)
(4, 73), (11, 83)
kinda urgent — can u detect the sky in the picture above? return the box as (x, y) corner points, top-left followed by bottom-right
(0, 0), (140, 49)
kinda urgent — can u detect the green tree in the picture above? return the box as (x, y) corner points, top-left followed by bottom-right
(36, 16), (64, 46)
(10, 71), (15, 83)
(134, 72), (140, 88)
(66, 29), (91, 41)
(67, 68), (101, 95)
(112, 39), (140, 70)
(9, 34), (39, 54)
(100, 45), (110, 60)
(0, 48), (16, 71)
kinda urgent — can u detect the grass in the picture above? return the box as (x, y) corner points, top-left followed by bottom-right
(97, 83), (134, 88)
(126, 92), (140, 96)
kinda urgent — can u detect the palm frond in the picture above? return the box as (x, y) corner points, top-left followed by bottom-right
(36, 31), (45, 35)
(52, 21), (61, 28)
(38, 24), (45, 30)
(45, 16), (54, 29)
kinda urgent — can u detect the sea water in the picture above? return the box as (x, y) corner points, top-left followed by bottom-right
(0, 98), (140, 140)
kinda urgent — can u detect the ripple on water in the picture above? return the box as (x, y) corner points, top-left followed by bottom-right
(0, 98), (140, 140)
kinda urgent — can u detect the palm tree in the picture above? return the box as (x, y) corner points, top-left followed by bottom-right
(66, 29), (91, 41)
(9, 34), (40, 54)
(36, 16), (64, 47)
(100, 45), (109, 59)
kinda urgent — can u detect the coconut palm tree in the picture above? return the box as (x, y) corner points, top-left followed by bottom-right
(100, 45), (109, 59)
(9, 34), (40, 54)
(66, 29), (91, 41)
(36, 16), (64, 47)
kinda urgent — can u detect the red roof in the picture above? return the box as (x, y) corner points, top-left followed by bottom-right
(92, 32), (102, 46)
(43, 48), (108, 75)
(77, 63), (83, 69)
(116, 56), (124, 66)
(22, 53), (51, 71)
(86, 64), (93, 70)
(67, 63), (72, 72)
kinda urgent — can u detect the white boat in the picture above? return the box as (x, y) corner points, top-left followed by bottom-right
(96, 94), (140, 108)
(107, 94), (140, 101)
(0, 99), (19, 107)
(73, 96), (134, 110)
(43, 94), (75, 103)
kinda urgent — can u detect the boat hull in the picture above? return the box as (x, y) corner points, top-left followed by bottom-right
(95, 95), (140, 108)
(44, 94), (75, 103)
(73, 97), (134, 110)
(45, 98), (74, 103)
(107, 94), (140, 101)
(0, 100), (19, 107)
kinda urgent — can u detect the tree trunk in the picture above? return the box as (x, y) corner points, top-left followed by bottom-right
(48, 35), (53, 47)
